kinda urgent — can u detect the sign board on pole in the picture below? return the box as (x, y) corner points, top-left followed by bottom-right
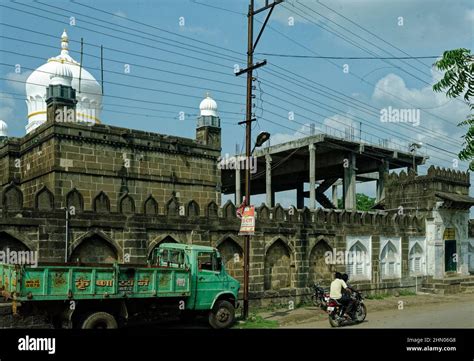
(239, 206), (255, 235)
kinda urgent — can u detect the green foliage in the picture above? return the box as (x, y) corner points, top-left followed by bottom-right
(433, 48), (474, 170)
(337, 193), (376, 210)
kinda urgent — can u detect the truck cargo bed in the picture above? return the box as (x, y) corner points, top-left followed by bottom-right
(0, 263), (191, 302)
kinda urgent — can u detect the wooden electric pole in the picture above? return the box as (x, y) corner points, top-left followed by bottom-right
(236, 0), (283, 320)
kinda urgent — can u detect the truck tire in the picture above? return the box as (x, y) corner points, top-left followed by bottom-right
(81, 312), (118, 329)
(209, 300), (235, 329)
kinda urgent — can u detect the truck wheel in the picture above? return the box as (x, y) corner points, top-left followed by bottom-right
(209, 300), (235, 329)
(81, 312), (118, 329)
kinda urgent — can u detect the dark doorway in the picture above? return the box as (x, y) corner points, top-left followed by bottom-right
(444, 240), (457, 272)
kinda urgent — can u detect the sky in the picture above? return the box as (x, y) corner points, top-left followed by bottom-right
(0, 0), (473, 207)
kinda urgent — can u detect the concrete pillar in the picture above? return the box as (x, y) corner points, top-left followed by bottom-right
(309, 143), (316, 209)
(296, 182), (304, 209)
(376, 160), (389, 202)
(332, 184), (338, 208)
(343, 152), (356, 210)
(235, 168), (241, 204)
(265, 154), (273, 207)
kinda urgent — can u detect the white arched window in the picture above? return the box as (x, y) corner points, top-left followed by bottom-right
(380, 241), (400, 279)
(409, 243), (424, 275)
(346, 241), (368, 279)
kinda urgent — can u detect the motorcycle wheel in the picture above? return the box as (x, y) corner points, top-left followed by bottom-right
(354, 303), (367, 323)
(328, 314), (340, 328)
(311, 295), (321, 307)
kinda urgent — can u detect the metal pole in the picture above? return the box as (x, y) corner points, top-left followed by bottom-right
(79, 38), (83, 93)
(65, 208), (69, 263)
(243, 0), (254, 320)
(101, 45), (104, 95)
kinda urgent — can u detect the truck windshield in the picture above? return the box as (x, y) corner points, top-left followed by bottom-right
(153, 249), (186, 268)
(197, 252), (221, 272)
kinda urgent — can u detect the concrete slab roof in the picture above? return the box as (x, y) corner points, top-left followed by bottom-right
(221, 134), (427, 195)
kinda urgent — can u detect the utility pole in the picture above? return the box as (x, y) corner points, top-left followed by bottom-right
(235, 0), (283, 320)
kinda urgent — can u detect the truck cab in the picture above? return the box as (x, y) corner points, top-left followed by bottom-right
(151, 243), (240, 328)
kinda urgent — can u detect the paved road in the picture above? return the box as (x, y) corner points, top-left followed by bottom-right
(286, 300), (474, 328)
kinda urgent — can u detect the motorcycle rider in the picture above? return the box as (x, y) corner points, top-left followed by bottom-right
(329, 272), (352, 318)
(342, 273), (356, 316)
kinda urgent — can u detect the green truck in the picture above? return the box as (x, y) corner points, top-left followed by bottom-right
(0, 243), (240, 329)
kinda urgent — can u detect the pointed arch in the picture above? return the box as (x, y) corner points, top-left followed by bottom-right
(308, 239), (333, 283)
(69, 230), (121, 264)
(93, 191), (110, 213)
(222, 200), (236, 219)
(147, 234), (180, 258)
(273, 203), (285, 221)
(35, 185), (54, 211)
(2, 183), (23, 211)
(166, 196), (180, 217)
(409, 242), (425, 275)
(206, 201), (219, 218)
(216, 236), (244, 284)
(187, 200), (200, 217)
(380, 241), (400, 279)
(66, 188), (83, 212)
(143, 195), (158, 215)
(346, 240), (370, 280)
(0, 230), (35, 252)
(264, 238), (293, 290)
(119, 193), (135, 214)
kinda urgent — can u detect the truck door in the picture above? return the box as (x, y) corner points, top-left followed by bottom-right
(195, 251), (223, 310)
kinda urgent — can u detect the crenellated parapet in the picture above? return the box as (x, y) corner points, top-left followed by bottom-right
(385, 166), (469, 186)
(383, 166), (470, 212)
(0, 183), (425, 232)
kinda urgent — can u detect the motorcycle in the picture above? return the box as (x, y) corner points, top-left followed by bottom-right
(311, 283), (330, 310)
(327, 289), (367, 327)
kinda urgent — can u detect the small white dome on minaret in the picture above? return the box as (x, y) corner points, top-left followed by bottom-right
(0, 120), (8, 137)
(199, 92), (218, 117)
(49, 62), (73, 87)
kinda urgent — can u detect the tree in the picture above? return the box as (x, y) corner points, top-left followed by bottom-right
(433, 48), (474, 170)
(337, 193), (375, 211)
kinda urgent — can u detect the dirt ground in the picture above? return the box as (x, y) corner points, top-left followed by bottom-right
(258, 292), (474, 327)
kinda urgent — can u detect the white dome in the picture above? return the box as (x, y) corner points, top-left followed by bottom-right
(49, 62), (73, 87)
(0, 120), (7, 137)
(199, 93), (218, 117)
(25, 30), (102, 133)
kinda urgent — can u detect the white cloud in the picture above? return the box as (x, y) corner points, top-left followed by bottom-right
(5, 71), (32, 93)
(113, 10), (127, 18)
(0, 92), (15, 124)
(268, 122), (316, 146)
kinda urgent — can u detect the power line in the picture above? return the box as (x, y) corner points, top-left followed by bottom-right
(256, 53), (440, 60)
(0, 24), (241, 80)
(1, 32), (461, 154)
(71, 0), (245, 56)
(260, 67), (463, 150)
(0, 3), (236, 72)
(291, 2), (468, 109)
(0, 51), (245, 97)
(2, 2), (462, 162)
(257, 18), (464, 130)
(291, 2), (433, 83)
(1, 33), (461, 154)
(1, 79), (246, 116)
